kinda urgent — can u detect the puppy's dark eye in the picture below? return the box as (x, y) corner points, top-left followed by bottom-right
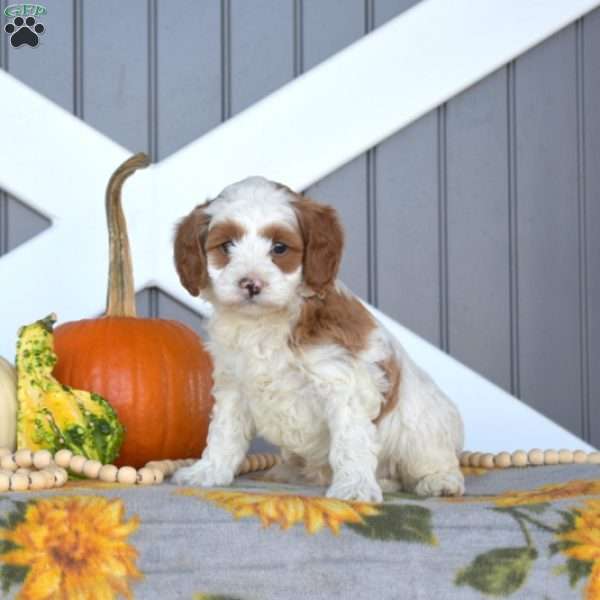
(220, 241), (234, 255)
(271, 242), (288, 256)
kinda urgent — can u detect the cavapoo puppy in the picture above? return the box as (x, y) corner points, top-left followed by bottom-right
(172, 176), (464, 501)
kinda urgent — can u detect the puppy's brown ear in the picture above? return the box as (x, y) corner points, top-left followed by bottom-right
(293, 197), (344, 294)
(174, 207), (211, 296)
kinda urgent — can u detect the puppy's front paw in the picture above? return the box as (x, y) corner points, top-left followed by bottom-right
(414, 469), (465, 497)
(172, 459), (234, 488)
(326, 478), (383, 503)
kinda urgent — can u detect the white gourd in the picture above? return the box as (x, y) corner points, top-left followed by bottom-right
(0, 357), (17, 451)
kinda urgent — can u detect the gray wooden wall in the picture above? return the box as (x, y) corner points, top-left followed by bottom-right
(1, 1), (599, 448)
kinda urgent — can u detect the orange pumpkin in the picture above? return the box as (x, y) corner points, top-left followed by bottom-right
(53, 154), (213, 467)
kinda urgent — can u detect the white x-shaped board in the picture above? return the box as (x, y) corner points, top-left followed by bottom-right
(0, 0), (597, 451)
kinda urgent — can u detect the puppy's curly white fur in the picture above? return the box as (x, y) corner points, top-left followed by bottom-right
(172, 177), (465, 500)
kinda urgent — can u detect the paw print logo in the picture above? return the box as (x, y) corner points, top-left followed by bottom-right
(4, 16), (45, 48)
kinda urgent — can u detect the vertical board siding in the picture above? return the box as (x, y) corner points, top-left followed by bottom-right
(1, 2), (599, 447)
(445, 69), (511, 390)
(73, 0), (83, 118)
(374, 1), (442, 345)
(374, 0), (420, 25)
(302, 0), (364, 70)
(303, 0), (368, 299)
(2, 0), (74, 112)
(156, 290), (209, 339)
(0, 194), (6, 255)
(156, 1), (222, 160)
(229, 0), (294, 116)
(515, 26), (583, 436)
(507, 61), (520, 398)
(584, 7), (600, 444)
(135, 289), (153, 318)
(82, 0), (149, 153)
(6, 197), (50, 251)
(437, 106), (449, 350)
(375, 114), (441, 346)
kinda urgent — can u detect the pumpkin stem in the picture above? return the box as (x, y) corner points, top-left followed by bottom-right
(105, 153), (151, 317)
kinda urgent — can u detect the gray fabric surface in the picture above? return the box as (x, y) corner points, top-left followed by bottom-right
(0, 464), (599, 599)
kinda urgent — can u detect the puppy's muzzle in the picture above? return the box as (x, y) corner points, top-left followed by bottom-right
(239, 277), (264, 298)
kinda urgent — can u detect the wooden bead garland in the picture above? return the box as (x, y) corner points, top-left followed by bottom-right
(0, 447), (282, 492)
(460, 448), (600, 469)
(0, 445), (597, 492)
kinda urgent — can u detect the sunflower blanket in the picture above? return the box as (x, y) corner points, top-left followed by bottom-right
(0, 464), (599, 599)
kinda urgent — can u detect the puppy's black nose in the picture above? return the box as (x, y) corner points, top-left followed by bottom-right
(239, 277), (263, 298)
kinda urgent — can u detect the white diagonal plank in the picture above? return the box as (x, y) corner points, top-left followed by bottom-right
(0, 0), (598, 450)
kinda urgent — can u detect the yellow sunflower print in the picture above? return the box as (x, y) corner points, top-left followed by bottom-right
(556, 499), (600, 600)
(446, 479), (600, 506)
(0, 495), (142, 600)
(494, 480), (600, 508)
(179, 489), (380, 535)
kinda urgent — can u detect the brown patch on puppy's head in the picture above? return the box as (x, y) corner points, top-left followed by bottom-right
(174, 205), (211, 296)
(292, 197), (344, 295)
(205, 220), (247, 269)
(259, 224), (304, 274)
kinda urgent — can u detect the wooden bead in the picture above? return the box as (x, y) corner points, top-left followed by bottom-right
(458, 450), (471, 467)
(54, 449), (73, 468)
(28, 471), (47, 490)
(15, 468), (31, 475)
(494, 452), (512, 468)
(573, 450), (588, 464)
(52, 468), (68, 486)
(10, 473), (30, 491)
(41, 468), (57, 486)
(528, 449), (544, 466)
(544, 450), (559, 465)
(151, 468), (164, 484)
(144, 461), (162, 472)
(14, 449), (33, 468)
(117, 466), (137, 484)
(1, 454), (17, 471)
(558, 449), (573, 464)
(588, 451), (600, 465)
(83, 460), (102, 479)
(136, 468), (155, 485)
(0, 448), (12, 458)
(469, 452), (482, 467)
(40, 469), (56, 487)
(69, 455), (87, 474)
(480, 453), (495, 469)
(512, 450), (528, 467)
(98, 465), (118, 483)
(0, 472), (10, 492)
(32, 450), (52, 469)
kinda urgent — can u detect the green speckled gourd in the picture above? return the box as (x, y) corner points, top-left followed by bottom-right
(16, 313), (124, 463)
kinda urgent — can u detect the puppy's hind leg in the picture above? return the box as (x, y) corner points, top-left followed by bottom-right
(391, 427), (464, 497)
(397, 446), (464, 497)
